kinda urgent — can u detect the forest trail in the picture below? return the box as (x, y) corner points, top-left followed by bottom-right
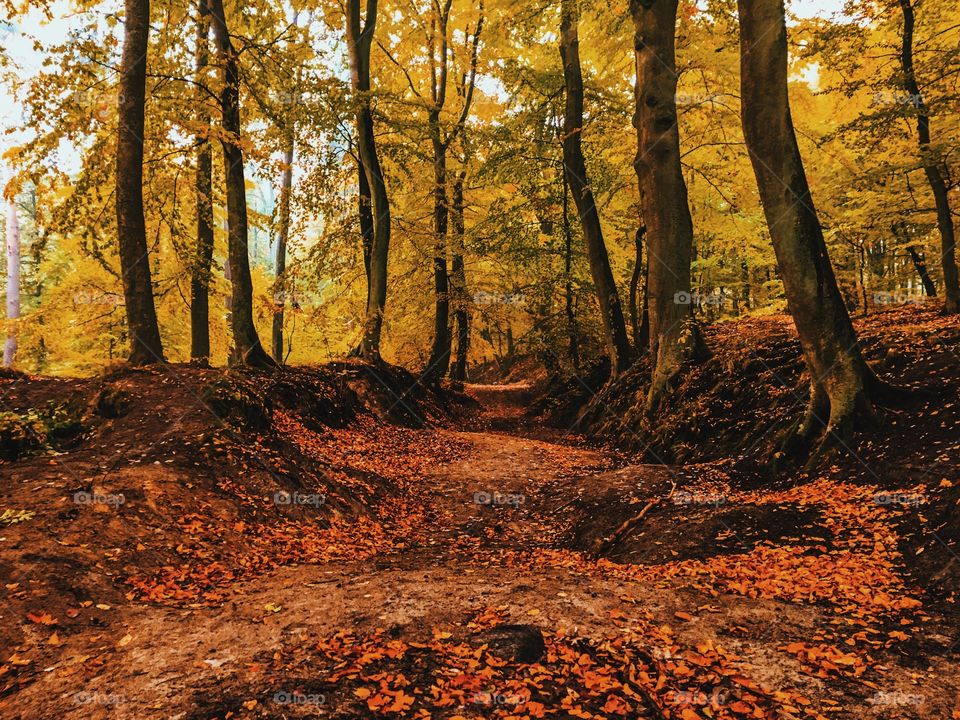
(6, 382), (960, 719)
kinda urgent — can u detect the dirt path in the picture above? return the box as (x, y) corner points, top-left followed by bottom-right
(5, 384), (959, 719)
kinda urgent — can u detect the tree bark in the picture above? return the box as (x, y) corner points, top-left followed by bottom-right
(897, 0), (959, 313)
(559, 0), (631, 376)
(116, 0), (164, 365)
(739, 0), (890, 462)
(272, 122), (295, 363)
(906, 247), (937, 297)
(190, 0), (214, 364)
(4, 186), (19, 367)
(426, 126), (451, 381)
(630, 0), (707, 411)
(450, 173), (469, 380)
(347, 0), (391, 360)
(628, 225), (650, 352)
(562, 169), (580, 372)
(358, 151), (374, 298)
(210, 0), (273, 367)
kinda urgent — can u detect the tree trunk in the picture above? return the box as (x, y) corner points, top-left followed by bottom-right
(347, 0), (391, 360)
(562, 170), (580, 372)
(4, 187), (19, 367)
(559, 0), (631, 376)
(630, 0), (707, 411)
(426, 129), (451, 382)
(450, 173), (469, 381)
(906, 246), (937, 297)
(210, 0), (273, 367)
(272, 122), (295, 363)
(190, 0), (214, 364)
(358, 152), (374, 298)
(897, 0), (959, 313)
(739, 0), (892, 463)
(116, 0), (164, 365)
(628, 225), (649, 353)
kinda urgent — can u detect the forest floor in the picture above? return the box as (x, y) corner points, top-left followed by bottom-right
(1, 316), (960, 719)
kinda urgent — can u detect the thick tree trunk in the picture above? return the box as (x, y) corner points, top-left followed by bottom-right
(897, 0), (959, 313)
(4, 188), (19, 367)
(630, 0), (707, 411)
(739, 0), (891, 462)
(272, 124), (295, 363)
(210, 0), (273, 367)
(562, 171), (580, 372)
(190, 0), (214, 363)
(559, 0), (631, 376)
(450, 174), (469, 381)
(116, 0), (164, 365)
(347, 0), (391, 360)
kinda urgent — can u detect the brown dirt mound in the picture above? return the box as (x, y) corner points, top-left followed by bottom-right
(0, 360), (463, 694)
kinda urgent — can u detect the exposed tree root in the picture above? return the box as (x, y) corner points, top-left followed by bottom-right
(593, 481), (676, 557)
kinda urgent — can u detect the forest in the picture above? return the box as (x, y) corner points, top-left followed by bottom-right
(0, 0), (959, 717)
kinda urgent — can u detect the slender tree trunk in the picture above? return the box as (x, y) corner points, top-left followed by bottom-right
(347, 0), (391, 359)
(450, 173), (469, 381)
(906, 246), (937, 296)
(897, 0), (959, 313)
(630, 0), (707, 411)
(272, 123), (295, 363)
(559, 0), (631, 376)
(628, 225), (649, 352)
(190, 0), (214, 363)
(561, 170), (580, 372)
(4, 188), (19, 367)
(740, 259), (750, 312)
(210, 0), (273, 367)
(117, 0), (164, 365)
(739, 0), (895, 462)
(426, 130), (451, 381)
(358, 152), (374, 298)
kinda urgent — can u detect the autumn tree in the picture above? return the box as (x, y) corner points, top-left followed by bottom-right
(394, 0), (484, 383)
(896, 0), (959, 313)
(190, 0), (214, 364)
(630, 0), (708, 411)
(116, 0), (164, 365)
(209, 0), (273, 367)
(4, 174), (19, 367)
(559, 0), (631, 376)
(738, 0), (897, 460)
(347, 0), (391, 360)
